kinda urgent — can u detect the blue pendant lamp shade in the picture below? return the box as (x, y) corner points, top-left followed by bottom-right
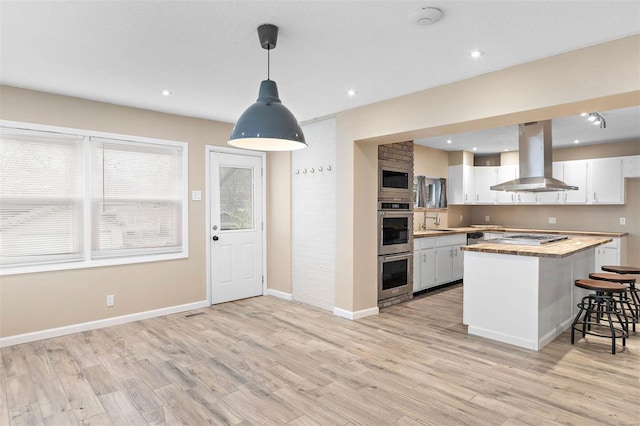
(228, 24), (307, 151)
(228, 79), (306, 151)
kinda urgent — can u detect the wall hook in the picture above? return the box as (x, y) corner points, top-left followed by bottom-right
(318, 166), (323, 172)
(310, 168), (315, 173)
(295, 169), (300, 175)
(327, 165), (332, 171)
(303, 168), (307, 174)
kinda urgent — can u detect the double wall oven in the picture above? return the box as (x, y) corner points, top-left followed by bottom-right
(378, 201), (413, 301)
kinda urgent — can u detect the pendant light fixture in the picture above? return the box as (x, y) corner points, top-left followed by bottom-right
(228, 24), (307, 151)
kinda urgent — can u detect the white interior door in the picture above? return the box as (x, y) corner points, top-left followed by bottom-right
(210, 152), (263, 304)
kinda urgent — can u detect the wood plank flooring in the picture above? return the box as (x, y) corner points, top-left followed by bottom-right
(1, 284), (639, 425)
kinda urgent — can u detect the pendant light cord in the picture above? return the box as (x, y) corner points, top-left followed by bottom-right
(267, 45), (270, 80)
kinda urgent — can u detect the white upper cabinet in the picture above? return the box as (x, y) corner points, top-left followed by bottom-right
(496, 165), (517, 204)
(588, 157), (624, 204)
(447, 156), (631, 206)
(474, 167), (498, 204)
(448, 164), (474, 205)
(561, 160), (589, 204)
(623, 155), (640, 178)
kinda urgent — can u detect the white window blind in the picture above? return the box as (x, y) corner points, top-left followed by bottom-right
(0, 127), (84, 266)
(91, 138), (184, 258)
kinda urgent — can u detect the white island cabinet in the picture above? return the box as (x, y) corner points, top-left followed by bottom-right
(461, 237), (611, 351)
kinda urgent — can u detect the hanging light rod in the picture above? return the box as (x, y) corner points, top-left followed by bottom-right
(228, 24), (307, 151)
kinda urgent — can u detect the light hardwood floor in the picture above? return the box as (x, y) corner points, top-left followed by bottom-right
(1, 284), (639, 425)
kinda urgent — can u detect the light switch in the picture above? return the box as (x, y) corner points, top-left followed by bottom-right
(485, 215), (490, 222)
(548, 217), (556, 224)
(620, 217), (626, 225)
(192, 190), (202, 201)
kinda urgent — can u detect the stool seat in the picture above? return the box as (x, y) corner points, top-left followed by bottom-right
(601, 265), (640, 274)
(575, 279), (627, 293)
(588, 273), (636, 284)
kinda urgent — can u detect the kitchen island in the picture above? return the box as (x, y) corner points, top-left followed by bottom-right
(461, 237), (611, 350)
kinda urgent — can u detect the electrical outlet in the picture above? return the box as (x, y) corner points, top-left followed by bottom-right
(620, 217), (626, 225)
(106, 294), (115, 307)
(485, 215), (490, 222)
(549, 217), (556, 224)
(459, 215), (463, 222)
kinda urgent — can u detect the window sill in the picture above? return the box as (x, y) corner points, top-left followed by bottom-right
(0, 251), (189, 276)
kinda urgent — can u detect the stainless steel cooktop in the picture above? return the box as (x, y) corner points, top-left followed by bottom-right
(491, 234), (568, 246)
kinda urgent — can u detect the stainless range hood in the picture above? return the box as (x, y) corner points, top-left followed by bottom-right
(491, 120), (578, 193)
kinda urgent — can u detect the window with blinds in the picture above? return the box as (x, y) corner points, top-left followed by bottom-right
(91, 138), (184, 258)
(0, 128), (84, 267)
(0, 123), (187, 274)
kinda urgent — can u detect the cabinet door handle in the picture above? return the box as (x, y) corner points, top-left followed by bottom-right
(423, 253), (426, 262)
(593, 192), (597, 202)
(454, 248), (458, 256)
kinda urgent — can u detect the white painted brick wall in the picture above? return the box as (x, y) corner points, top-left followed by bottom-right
(292, 117), (336, 311)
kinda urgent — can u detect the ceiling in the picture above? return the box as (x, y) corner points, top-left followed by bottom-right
(415, 105), (640, 154)
(1, 1), (639, 126)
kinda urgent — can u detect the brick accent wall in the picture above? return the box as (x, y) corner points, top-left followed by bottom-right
(378, 141), (414, 308)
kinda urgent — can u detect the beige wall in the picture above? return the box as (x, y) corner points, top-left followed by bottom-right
(414, 144), (449, 178)
(334, 35), (640, 313)
(0, 86), (290, 338)
(470, 179), (640, 265)
(266, 152), (292, 294)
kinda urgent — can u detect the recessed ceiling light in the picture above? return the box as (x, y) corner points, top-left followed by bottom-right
(470, 50), (484, 59)
(472, 147), (477, 151)
(446, 139), (452, 144)
(574, 140), (580, 144)
(162, 90), (172, 96)
(504, 148), (509, 152)
(347, 89), (357, 97)
(580, 112), (588, 116)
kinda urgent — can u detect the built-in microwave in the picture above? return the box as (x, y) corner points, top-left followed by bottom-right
(379, 162), (411, 200)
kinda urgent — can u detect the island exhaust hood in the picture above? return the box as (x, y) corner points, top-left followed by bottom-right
(490, 120), (578, 193)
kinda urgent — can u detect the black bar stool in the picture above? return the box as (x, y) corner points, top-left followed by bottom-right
(589, 272), (639, 331)
(571, 279), (629, 354)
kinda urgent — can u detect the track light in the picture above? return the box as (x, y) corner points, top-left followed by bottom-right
(585, 112), (606, 129)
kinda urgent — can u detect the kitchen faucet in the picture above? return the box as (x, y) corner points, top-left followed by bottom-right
(424, 211), (440, 229)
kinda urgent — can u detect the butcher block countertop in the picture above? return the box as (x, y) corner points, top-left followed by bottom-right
(460, 237), (612, 259)
(414, 226), (627, 239)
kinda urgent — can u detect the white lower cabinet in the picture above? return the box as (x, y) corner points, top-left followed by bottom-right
(594, 238), (623, 272)
(414, 234), (466, 293)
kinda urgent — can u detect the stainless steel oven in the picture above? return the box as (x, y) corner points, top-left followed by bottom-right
(379, 163), (411, 200)
(378, 252), (413, 300)
(378, 202), (412, 255)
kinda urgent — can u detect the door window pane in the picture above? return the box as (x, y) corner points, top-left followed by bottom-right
(220, 166), (253, 230)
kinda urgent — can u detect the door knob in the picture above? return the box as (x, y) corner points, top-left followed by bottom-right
(212, 236), (219, 241)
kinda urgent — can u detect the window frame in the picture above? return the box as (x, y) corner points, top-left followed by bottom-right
(0, 120), (189, 276)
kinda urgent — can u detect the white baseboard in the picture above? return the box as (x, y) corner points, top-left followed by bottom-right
(467, 325), (537, 351)
(0, 300), (210, 348)
(333, 306), (379, 320)
(266, 289), (293, 301)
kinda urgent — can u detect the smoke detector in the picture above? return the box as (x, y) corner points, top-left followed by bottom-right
(409, 7), (443, 26)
